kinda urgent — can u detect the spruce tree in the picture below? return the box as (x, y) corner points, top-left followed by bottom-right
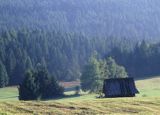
(18, 71), (38, 100)
(19, 67), (64, 100)
(0, 61), (9, 88)
(25, 56), (33, 71)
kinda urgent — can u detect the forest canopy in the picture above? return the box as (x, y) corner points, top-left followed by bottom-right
(0, 29), (160, 86)
(1, 0), (160, 41)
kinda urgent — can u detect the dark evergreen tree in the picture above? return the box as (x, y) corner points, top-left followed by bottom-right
(25, 56), (33, 71)
(0, 61), (9, 88)
(18, 71), (38, 100)
(19, 67), (64, 100)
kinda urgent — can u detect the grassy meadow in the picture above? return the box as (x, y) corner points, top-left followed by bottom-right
(0, 77), (160, 114)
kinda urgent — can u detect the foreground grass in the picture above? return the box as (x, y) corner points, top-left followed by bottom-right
(0, 77), (160, 114)
(0, 97), (160, 114)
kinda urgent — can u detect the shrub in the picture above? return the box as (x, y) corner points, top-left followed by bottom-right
(19, 69), (64, 100)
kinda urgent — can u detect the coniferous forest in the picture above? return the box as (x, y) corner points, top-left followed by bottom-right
(1, 29), (160, 87)
(0, 0), (160, 87)
(1, 0), (160, 40)
(0, 29), (129, 86)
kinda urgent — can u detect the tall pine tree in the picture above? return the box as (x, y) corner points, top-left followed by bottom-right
(0, 61), (9, 87)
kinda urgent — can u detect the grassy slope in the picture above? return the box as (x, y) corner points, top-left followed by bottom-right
(0, 77), (160, 114)
(136, 76), (160, 97)
(0, 87), (18, 101)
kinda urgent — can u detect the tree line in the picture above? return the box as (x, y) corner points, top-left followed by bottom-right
(19, 55), (128, 100)
(109, 40), (160, 78)
(0, 29), (127, 86)
(0, 29), (160, 88)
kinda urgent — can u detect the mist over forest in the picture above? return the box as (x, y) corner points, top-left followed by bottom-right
(1, 0), (160, 40)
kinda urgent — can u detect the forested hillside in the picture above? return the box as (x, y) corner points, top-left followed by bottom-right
(109, 41), (160, 78)
(1, 0), (160, 86)
(1, 29), (160, 86)
(1, 29), (133, 85)
(1, 0), (160, 40)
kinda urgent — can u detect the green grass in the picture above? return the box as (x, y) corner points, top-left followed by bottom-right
(0, 87), (18, 101)
(136, 76), (160, 97)
(0, 77), (160, 114)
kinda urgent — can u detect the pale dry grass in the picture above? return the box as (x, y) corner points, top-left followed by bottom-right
(0, 97), (160, 115)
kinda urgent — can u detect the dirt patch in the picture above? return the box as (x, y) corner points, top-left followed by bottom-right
(60, 81), (80, 88)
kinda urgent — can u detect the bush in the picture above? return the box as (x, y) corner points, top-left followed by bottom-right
(18, 69), (64, 100)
